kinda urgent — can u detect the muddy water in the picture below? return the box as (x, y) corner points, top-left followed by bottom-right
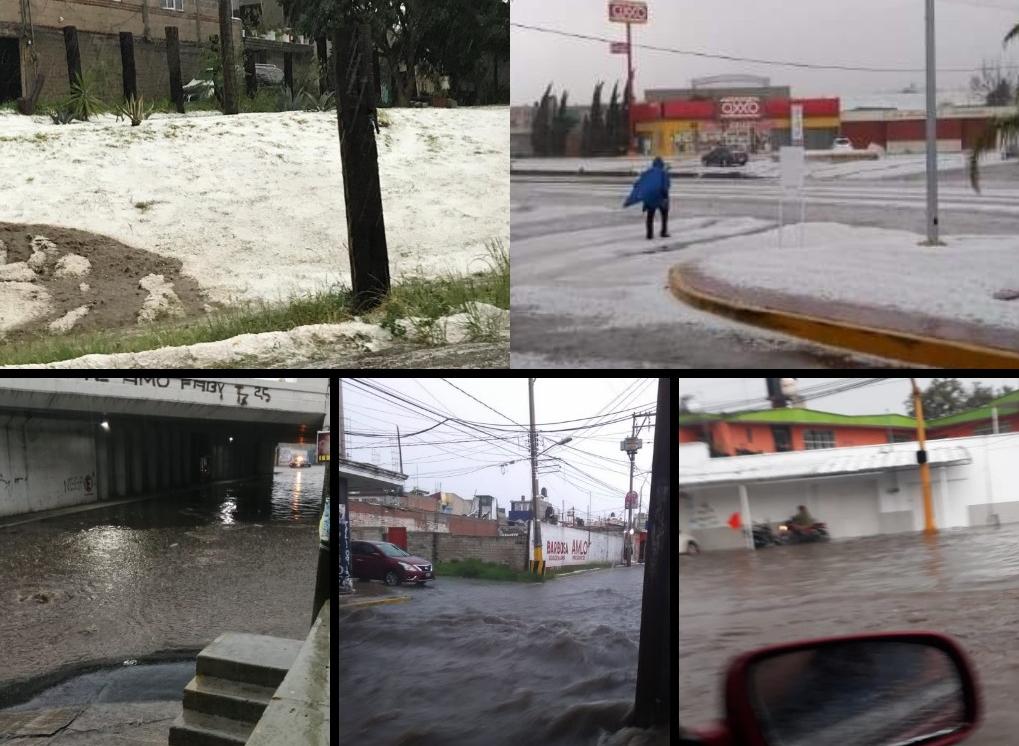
(340, 567), (667, 746)
(679, 525), (1019, 744)
(0, 467), (322, 700)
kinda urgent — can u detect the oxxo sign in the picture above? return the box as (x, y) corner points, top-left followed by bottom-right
(608, 1), (648, 24)
(719, 97), (762, 120)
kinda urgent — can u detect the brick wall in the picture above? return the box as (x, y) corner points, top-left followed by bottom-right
(349, 501), (498, 537)
(352, 527), (527, 571)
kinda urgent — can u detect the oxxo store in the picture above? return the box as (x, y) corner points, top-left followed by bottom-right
(633, 96), (841, 156)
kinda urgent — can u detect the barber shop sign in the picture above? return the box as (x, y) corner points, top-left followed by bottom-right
(719, 97), (762, 119)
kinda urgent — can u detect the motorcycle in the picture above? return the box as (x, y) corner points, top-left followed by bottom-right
(776, 520), (830, 544)
(751, 522), (779, 549)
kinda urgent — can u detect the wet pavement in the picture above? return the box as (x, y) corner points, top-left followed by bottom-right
(0, 466), (323, 706)
(678, 525), (1019, 744)
(340, 567), (666, 746)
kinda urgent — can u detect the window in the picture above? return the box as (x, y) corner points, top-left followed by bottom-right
(803, 430), (836, 450)
(974, 423), (1012, 435)
(746, 428), (753, 442)
(771, 425), (792, 452)
(162, 0), (184, 11)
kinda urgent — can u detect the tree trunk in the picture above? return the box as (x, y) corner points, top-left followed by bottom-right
(335, 24), (391, 311)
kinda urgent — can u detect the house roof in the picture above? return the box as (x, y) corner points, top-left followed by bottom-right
(928, 390), (1019, 428)
(679, 407), (916, 429)
(679, 443), (972, 488)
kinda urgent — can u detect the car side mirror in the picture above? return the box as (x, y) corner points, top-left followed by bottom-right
(718, 633), (980, 746)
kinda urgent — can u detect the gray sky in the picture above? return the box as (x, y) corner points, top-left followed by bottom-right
(511, 0), (1019, 104)
(340, 378), (658, 521)
(679, 377), (1019, 417)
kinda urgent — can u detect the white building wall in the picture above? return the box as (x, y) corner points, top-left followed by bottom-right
(528, 522), (625, 567)
(679, 433), (1019, 550)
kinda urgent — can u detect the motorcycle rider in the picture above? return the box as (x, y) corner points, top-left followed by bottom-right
(789, 505), (815, 537)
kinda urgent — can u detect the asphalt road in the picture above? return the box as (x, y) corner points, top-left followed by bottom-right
(510, 163), (1019, 368)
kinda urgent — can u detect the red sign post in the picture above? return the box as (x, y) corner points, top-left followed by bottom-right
(608, 1), (648, 155)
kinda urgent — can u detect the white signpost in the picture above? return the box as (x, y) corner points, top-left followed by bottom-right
(790, 103), (804, 147)
(609, 1), (647, 155)
(779, 146), (807, 248)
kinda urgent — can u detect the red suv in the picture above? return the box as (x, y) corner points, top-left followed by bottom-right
(351, 540), (434, 586)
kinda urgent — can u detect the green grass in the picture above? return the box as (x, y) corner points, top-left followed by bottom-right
(0, 249), (509, 366)
(433, 558), (546, 582)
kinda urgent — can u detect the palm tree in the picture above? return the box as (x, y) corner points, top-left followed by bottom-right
(969, 22), (1019, 191)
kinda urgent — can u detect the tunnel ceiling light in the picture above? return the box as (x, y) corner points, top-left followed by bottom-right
(99, 419), (110, 431)
(229, 436), (234, 442)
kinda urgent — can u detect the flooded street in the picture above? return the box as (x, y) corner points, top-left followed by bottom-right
(340, 567), (665, 746)
(0, 466), (324, 704)
(679, 525), (1019, 744)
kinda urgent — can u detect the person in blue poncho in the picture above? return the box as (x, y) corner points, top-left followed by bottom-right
(624, 157), (671, 240)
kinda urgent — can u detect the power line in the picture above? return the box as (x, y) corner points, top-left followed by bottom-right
(510, 22), (1019, 74)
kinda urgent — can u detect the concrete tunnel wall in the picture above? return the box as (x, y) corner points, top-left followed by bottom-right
(0, 412), (300, 519)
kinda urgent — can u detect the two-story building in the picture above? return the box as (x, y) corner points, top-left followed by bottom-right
(0, 0), (318, 105)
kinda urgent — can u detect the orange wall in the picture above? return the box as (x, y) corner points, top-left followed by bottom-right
(680, 422), (914, 455)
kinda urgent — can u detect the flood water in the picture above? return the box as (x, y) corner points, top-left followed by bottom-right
(0, 466), (323, 701)
(340, 567), (667, 746)
(679, 525), (1019, 744)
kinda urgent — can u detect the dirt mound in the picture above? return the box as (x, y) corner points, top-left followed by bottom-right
(0, 223), (207, 341)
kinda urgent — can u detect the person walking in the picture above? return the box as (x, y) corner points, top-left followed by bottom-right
(625, 157), (671, 239)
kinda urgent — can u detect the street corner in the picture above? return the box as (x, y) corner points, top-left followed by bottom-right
(668, 254), (1019, 369)
(338, 591), (413, 611)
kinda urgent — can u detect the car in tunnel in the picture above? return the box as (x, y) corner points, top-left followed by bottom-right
(351, 540), (434, 586)
(289, 455), (312, 468)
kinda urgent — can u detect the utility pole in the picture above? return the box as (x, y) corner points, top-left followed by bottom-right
(621, 413), (644, 567)
(911, 378), (937, 534)
(626, 21), (635, 155)
(396, 425), (403, 473)
(633, 378), (671, 728)
(923, 0), (941, 245)
(528, 378), (544, 576)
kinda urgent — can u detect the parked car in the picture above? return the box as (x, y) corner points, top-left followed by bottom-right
(701, 146), (749, 167)
(679, 531), (700, 555)
(351, 540), (434, 586)
(832, 136), (854, 151)
(288, 455), (311, 468)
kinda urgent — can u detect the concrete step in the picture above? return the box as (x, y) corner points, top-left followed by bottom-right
(168, 710), (254, 746)
(183, 674), (276, 724)
(196, 633), (302, 689)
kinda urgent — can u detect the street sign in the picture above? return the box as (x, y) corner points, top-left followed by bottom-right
(610, 42), (630, 54)
(790, 103), (804, 146)
(609, 1), (648, 24)
(317, 429), (330, 463)
(625, 490), (639, 509)
(780, 146), (806, 194)
(719, 97), (762, 120)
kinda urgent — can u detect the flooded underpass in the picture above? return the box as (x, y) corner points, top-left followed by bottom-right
(0, 466), (325, 707)
(679, 525), (1019, 744)
(340, 566), (667, 746)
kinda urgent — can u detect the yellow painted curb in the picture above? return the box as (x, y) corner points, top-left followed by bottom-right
(339, 595), (411, 610)
(669, 265), (1019, 369)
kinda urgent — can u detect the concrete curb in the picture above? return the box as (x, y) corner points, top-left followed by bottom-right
(337, 595), (411, 610)
(669, 265), (1019, 368)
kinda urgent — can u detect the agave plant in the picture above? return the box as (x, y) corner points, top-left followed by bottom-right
(276, 86), (305, 112)
(301, 90), (335, 112)
(49, 108), (75, 125)
(969, 22), (1019, 191)
(114, 95), (154, 126)
(66, 73), (104, 121)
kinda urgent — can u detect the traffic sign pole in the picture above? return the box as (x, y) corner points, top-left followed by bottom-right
(626, 21), (634, 155)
